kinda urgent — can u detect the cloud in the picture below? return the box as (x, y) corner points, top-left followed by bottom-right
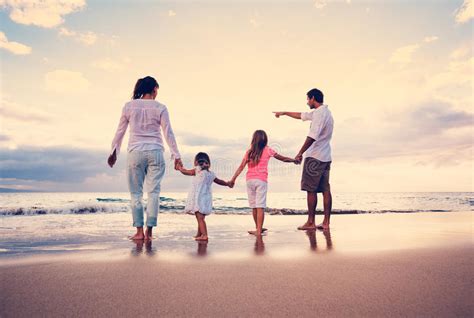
(454, 0), (473, 24)
(424, 56), (473, 102)
(176, 134), (299, 164)
(389, 44), (421, 64)
(423, 36), (438, 43)
(107, 35), (119, 46)
(168, 10), (176, 17)
(390, 36), (439, 64)
(179, 132), (247, 148)
(314, 0), (327, 9)
(313, 0), (351, 9)
(58, 27), (97, 46)
(76, 31), (96, 45)
(249, 12), (262, 28)
(92, 57), (131, 72)
(334, 100), (473, 163)
(44, 69), (89, 93)
(1, 103), (471, 191)
(0, 31), (31, 55)
(58, 27), (75, 36)
(389, 101), (473, 137)
(0, 96), (57, 150)
(249, 18), (261, 28)
(0, 0), (86, 28)
(0, 133), (10, 142)
(450, 44), (472, 60)
(0, 146), (198, 192)
(0, 97), (52, 122)
(0, 146), (116, 182)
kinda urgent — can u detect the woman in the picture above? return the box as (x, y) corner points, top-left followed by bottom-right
(108, 76), (182, 240)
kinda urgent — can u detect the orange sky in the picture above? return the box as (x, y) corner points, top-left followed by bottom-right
(0, 0), (472, 192)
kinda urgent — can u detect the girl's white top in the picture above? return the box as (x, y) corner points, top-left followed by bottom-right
(184, 166), (216, 215)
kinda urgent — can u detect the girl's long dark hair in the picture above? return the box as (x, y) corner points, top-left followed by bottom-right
(248, 130), (268, 165)
(132, 76), (159, 99)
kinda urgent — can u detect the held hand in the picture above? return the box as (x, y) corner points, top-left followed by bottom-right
(174, 158), (183, 170)
(273, 111), (285, 118)
(295, 154), (303, 164)
(107, 151), (117, 168)
(228, 180), (235, 188)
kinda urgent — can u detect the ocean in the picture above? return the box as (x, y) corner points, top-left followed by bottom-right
(1, 191), (472, 216)
(0, 192), (472, 258)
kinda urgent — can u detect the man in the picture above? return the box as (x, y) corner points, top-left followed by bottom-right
(273, 88), (334, 230)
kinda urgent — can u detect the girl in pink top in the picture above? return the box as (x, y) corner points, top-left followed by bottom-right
(230, 130), (298, 236)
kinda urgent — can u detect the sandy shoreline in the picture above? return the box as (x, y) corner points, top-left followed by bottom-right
(1, 245), (472, 317)
(1, 211), (472, 259)
(1, 212), (472, 317)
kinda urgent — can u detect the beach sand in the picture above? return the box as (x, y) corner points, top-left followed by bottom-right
(1, 212), (472, 317)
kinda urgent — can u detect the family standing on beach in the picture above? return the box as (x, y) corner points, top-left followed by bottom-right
(108, 76), (334, 241)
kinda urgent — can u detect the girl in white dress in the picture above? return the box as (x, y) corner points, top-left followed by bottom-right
(179, 152), (232, 241)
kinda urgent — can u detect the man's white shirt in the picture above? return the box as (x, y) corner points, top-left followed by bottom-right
(300, 104), (334, 162)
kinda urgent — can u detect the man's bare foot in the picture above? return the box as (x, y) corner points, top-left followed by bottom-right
(297, 223), (317, 230)
(248, 230), (265, 236)
(195, 235), (208, 241)
(316, 223), (330, 230)
(129, 233), (145, 240)
(193, 232), (202, 239)
(247, 228), (267, 235)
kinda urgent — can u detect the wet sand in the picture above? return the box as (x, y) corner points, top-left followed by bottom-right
(1, 212), (472, 317)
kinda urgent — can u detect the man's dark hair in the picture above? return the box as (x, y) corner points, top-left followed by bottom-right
(307, 88), (324, 103)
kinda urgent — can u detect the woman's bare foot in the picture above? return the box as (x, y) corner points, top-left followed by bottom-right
(193, 232), (202, 239)
(144, 227), (154, 240)
(195, 235), (208, 241)
(297, 223), (317, 230)
(130, 232), (145, 240)
(316, 222), (330, 230)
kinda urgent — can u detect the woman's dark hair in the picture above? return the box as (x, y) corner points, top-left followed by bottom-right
(248, 130), (268, 165)
(132, 76), (159, 99)
(195, 152), (211, 170)
(307, 88), (324, 103)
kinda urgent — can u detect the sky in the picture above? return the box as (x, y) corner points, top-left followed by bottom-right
(0, 0), (473, 193)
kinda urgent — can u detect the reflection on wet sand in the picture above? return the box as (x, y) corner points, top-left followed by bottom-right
(196, 241), (208, 257)
(127, 229), (333, 258)
(305, 229), (333, 252)
(131, 239), (156, 256)
(254, 235), (265, 255)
